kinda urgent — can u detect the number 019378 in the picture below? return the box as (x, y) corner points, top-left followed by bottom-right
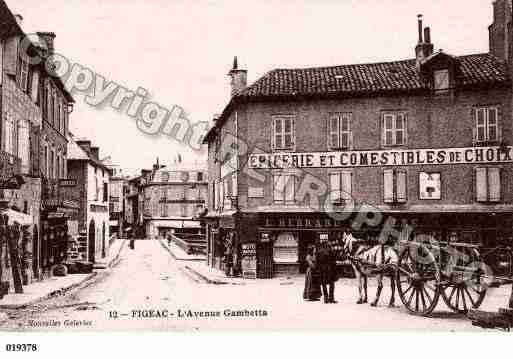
(5, 344), (38, 352)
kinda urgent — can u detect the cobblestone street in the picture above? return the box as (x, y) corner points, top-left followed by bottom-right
(1, 240), (509, 332)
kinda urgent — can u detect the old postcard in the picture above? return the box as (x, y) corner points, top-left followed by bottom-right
(1, 0), (513, 343)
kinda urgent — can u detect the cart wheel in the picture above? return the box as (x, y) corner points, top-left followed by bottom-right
(441, 262), (487, 314)
(397, 242), (441, 316)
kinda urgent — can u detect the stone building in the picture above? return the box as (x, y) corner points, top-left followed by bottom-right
(0, 1), (74, 291)
(204, 1), (513, 279)
(67, 136), (111, 265)
(141, 160), (208, 239)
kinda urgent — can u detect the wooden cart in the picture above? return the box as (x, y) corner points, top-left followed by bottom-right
(396, 240), (513, 316)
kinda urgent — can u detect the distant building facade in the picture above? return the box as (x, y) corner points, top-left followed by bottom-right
(67, 137), (111, 264)
(141, 161), (208, 238)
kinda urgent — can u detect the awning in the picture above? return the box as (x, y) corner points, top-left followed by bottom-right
(149, 219), (201, 229)
(3, 209), (33, 226)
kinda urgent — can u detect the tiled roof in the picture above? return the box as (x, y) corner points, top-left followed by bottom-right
(239, 53), (509, 98)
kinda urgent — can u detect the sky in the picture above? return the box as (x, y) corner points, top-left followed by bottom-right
(7, 0), (495, 176)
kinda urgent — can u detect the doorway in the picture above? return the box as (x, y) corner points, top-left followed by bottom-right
(88, 220), (96, 263)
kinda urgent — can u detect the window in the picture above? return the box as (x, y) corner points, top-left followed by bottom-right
(434, 69), (450, 91)
(273, 233), (299, 263)
(382, 112), (407, 147)
(223, 177), (232, 210)
(103, 183), (108, 202)
(213, 180), (219, 210)
(197, 172), (203, 182)
(17, 53), (29, 91)
(476, 167), (501, 202)
(329, 113), (352, 149)
(3, 113), (15, 156)
(474, 107), (500, 144)
(329, 171), (353, 203)
(53, 93), (59, 130)
(49, 149), (55, 179)
(56, 153), (61, 180)
(273, 173), (296, 204)
(273, 115), (294, 150)
(47, 83), (53, 124)
(161, 172), (169, 182)
(43, 143), (48, 177)
(383, 169), (407, 204)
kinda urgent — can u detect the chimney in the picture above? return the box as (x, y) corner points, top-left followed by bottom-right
(90, 147), (99, 160)
(415, 15), (434, 69)
(76, 140), (92, 154)
(489, 0), (513, 62)
(228, 56), (247, 97)
(36, 32), (56, 54)
(14, 14), (23, 26)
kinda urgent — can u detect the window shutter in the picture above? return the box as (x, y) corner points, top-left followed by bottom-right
(383, 169), (394, 203)
(475, 168), (488, 202)
(329, 173), (341, 202)
(4, 37), (18, 75)
(396, 170), (407, 203)
(329, 116), (339, 149)
(285, 175), (295, 203)
(273, 175), (284, 203)
(341, 171), (352, 200)
(488, 168), (501, 202)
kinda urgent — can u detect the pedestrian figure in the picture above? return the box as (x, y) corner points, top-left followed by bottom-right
(129, 233), (135, 250)
(317, 242), (338, 304)
(303, 245), (321, 301)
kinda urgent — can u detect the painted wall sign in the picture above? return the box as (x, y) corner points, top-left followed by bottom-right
(241, 243), (257, 279)
(59, 179), (77, 187)
(419, 172), (441, 200)
(248, 187), (264, 198)
(248, 146), (513, 169)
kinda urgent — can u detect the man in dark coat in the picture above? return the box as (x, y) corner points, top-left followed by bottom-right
(317, 243), (337, 304)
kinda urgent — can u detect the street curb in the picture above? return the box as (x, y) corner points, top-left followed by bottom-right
(0, 272), (98, 310)
(108, 238), (127, 268)
(183, 265), (228, 285)
(158, 239), (205, 262)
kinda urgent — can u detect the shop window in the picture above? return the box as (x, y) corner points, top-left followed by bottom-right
(329, 113), (352, 149)
(273, 174), (296, 205)
(382, 112), (407, 147)
(273, 232), (298, 263)
(476, 167), (501, 202)
(329, 171), (352, 203)
(383, 169), (407, 204)
(272, 115), (295, 151)
(474, 107), (501, 145)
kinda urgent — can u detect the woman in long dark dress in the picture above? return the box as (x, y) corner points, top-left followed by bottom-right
(303, 245), (322, 301)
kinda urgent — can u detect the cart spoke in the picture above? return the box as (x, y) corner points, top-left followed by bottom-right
(448, 286), (457, 303)
(407, 287), (416, 308)
(422, 285), (433, 305)
(419, 287), (427, 311)
(415, 289), (419, 312)
(455, 287), (460, 309)
(463, 287), (477, 308)
(403, 284), (413, 297)
(460, 287), (467, 312)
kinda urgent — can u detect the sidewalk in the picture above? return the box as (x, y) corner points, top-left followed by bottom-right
(0, 237), (126, 310)
(158, 238), (301, 285)
(159, 238), (206, 261)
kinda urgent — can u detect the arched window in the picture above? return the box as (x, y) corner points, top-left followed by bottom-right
(273, 232), (298, 263)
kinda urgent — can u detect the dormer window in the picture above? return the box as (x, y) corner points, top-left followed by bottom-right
(434, 69), (449, 91)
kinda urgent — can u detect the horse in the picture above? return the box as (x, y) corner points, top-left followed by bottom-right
(341, 232), (399, 307)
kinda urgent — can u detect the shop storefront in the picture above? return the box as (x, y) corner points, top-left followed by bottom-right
(205, 210), (513, 279)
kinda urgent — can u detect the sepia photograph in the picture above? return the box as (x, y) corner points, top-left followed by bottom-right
(0, 0), (513, 354)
